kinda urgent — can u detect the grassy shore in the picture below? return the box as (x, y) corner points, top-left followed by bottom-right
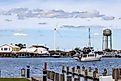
(0, 78), (30, 81)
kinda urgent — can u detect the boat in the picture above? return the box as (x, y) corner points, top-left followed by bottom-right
(73, 47), (103, 61)
(78, 52), (103, 61)
(73, 28), (103, 61)
(51, 54), (61, 58)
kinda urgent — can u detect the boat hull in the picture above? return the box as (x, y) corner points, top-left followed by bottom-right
(80, 57), (101, 62)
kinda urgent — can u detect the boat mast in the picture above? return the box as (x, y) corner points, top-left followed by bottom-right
(88, 28), (91, 47)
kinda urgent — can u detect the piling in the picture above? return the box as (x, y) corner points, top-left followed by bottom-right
(89, 67), (92, 72)
(112, 68), (119, 81)
(21, 68), (26, 77)
(74, 77), (80, 81)
(72, 67), (75, 77)
(93, 71), (96, 79)
(95, 68), (98, 73)
(82, 66), (85, 71)
(43, 62), (47, 81)
(85, 69), (88, 77)
(0, 70), (1, 77)
(50, 71), (55, 81)
(26, 66), (30, 78)
(47, 70), (51, 79)
(59, 73), (65, 81)
(66, 66), (69, 75)
(103, 68), (108, 76)
(67, 75), (72, 81)
(54, 73), (59, 81)
(62, 65), (65, 73)
(77, 66), (81, 75)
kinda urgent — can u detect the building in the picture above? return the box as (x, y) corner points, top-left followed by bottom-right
(19, 45), (49, 54)
(0, 44), (20, 53)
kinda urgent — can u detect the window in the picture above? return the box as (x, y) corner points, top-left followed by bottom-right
(4, 48), (8, 51)
(1, 48), (3, 50)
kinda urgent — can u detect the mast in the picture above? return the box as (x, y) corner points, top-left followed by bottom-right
(88, 28), (91, 47)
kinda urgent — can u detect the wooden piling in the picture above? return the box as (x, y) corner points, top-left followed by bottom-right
(82, 66), (85, 71)
(85, 69), (88, 77)
(112, 68), (119, 81)
(72, 67), (75, 77)
(93, 71), (96, 79)
(103, 68), (108, 76)
(62, 65), (65, 73)
(26, 66), (30, 78)
(77, 66), (81, 75)
(74, 78), (80, 81)
(54, 73), (59, 81)
(66, 66), (69, 75)
(59, 73), (65, 81)
(67, 75), (72, 81)
(47, 70), (51, 79)
(21, 68), (26, 77)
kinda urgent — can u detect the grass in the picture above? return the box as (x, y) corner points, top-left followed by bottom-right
(0, 78), (30, 81)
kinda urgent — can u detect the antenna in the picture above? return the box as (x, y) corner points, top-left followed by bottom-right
(54, 25), (57, 51)
(88, 28), (91, 47)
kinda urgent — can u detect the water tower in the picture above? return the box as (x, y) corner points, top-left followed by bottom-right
(102, 29), (112, 51)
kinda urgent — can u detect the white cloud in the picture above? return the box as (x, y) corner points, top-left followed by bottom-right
(0, 8), (104, 19)
(13, 33), (28, 36)
(102, 16), (115, 20)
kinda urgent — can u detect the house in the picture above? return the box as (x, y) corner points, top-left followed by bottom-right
(0, 44), (20, 53)
(19, 45), (49, 54)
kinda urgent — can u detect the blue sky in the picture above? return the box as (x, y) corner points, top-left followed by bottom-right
(0, 0), (121, 50)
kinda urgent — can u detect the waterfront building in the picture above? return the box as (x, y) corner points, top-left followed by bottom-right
(0, 44), (20, 53)
(19, 45), (49, 54)
(0, 44), (20, 57)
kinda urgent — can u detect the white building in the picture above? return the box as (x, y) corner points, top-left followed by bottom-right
(19, 45), (49, 54)
(0, 44), (20, 53)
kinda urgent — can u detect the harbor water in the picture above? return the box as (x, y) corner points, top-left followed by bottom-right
(0, 57), (121, 80)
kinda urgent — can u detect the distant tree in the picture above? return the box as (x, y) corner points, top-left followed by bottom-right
(15, 43), (26, 49)
(74, 47), (81, 54)
(69, 50), (76, 56)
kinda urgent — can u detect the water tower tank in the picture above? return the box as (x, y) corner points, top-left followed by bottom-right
(103, 29), (112, 36)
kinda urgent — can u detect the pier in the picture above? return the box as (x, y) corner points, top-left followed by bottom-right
(29, 63), (121, 81)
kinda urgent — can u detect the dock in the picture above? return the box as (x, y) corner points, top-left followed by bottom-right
(30, 63), (121, 81)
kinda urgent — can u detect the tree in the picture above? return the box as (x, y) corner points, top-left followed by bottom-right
(74, 47), (81, 54)
(15, 43), (26, 49)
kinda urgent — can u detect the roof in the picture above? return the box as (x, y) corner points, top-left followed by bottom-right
(19, 48), (36, 53)
(0, 44), (20, 48)
(31, 45), (49, 49)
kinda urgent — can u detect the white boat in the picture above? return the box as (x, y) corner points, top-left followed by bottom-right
(78, 52), (103, 61)
(73, 47), (103, 61)
(73, 28), (103, 61)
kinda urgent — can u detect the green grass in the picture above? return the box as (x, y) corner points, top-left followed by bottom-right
(0, 78), (30, 81)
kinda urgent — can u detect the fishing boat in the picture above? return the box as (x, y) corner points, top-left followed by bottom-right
(73, 28), (103, 61)
(78, 52), (103, 61)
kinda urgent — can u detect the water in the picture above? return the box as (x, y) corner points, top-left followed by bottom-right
(0, 57), (121, 79)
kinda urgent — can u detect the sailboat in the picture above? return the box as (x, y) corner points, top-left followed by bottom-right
(74, 28), (103, 61)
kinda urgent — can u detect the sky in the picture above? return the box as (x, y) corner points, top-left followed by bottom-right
(0, 0), (121, 51)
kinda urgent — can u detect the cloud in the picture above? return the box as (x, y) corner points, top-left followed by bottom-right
(38, 22), (47, 25)
(0, 8), (106, 19)
(61, 25), (105, 29)
(13, 33), (28, 36)
(102, 16), (115, 20)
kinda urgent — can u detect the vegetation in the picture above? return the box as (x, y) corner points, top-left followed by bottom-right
(15, 43), (26, 49)
(0, 78), (30, 81)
